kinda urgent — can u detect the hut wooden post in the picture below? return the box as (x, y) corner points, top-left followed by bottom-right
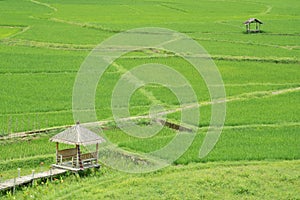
(96, 143), (99, 163)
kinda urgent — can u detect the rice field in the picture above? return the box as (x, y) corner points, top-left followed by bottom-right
(0, 0), (299, 199)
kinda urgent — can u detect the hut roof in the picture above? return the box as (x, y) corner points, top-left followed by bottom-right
(244, 18), (263, 25)
(50, 123), (106, 145)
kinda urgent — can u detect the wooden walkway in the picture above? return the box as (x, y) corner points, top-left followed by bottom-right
(0, 168), (67, 192)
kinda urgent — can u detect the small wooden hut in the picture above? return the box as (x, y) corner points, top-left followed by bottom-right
(50, 122), (105, 171)
(244, 18), (263, 33)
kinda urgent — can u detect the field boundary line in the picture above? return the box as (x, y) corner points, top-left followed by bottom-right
(0, 26), (31, 40)
(159, 3), (188, 13)
(261, 5), (273, 15)
(0, 38), (95, 50)
(227, 86), (300, 101)
(112, 62), (166, 105)
(194, 36), (299, 50)
(50, 18), (121, 33)
(0, 70), (77, 75)
(220, 83), (300, 87)
(121, 54), (299, 64)
(29, 0), (57, 12)
(158, 86), (300, 116)
(212, 55), (299, 63)
(1, 37), (299, 64)
(221, 122), (300, 130)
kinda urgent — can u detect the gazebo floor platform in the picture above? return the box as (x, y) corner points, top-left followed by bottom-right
(51, 163), (100, 172)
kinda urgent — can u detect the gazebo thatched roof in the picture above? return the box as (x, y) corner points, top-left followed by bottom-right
(244, 18), (263, 25)
(50, 122), (106, 145)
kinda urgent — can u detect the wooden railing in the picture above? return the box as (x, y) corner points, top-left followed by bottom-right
(57, 148), (77, 165)
(56, 148), (97, 166)
(81, 152), (97, 165)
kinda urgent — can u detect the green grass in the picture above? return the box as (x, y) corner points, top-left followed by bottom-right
(0, 0), (299, 198)
(0, 27), (22, 39)
(2, 160), (300, 199)
(107, 125), (300, 164)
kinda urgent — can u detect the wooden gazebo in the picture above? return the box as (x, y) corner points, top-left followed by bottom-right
(244, 18), (263, 33)
(50, 122), (106, 171)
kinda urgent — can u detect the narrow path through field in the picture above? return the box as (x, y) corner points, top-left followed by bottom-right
(111, 62), (164, 105)
(1, 86), (299, 139)
(29, 0), (57, 12)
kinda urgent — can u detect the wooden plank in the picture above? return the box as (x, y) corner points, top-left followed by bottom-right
(0, 168), (67, 192)
(0, 164), (100, 192)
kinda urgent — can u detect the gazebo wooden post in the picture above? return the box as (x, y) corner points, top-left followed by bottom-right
(56, 142), (59, 164)
(76, 144), (83, 169)
(96, 143), (99, 163)
(76, 144), (79, 167)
